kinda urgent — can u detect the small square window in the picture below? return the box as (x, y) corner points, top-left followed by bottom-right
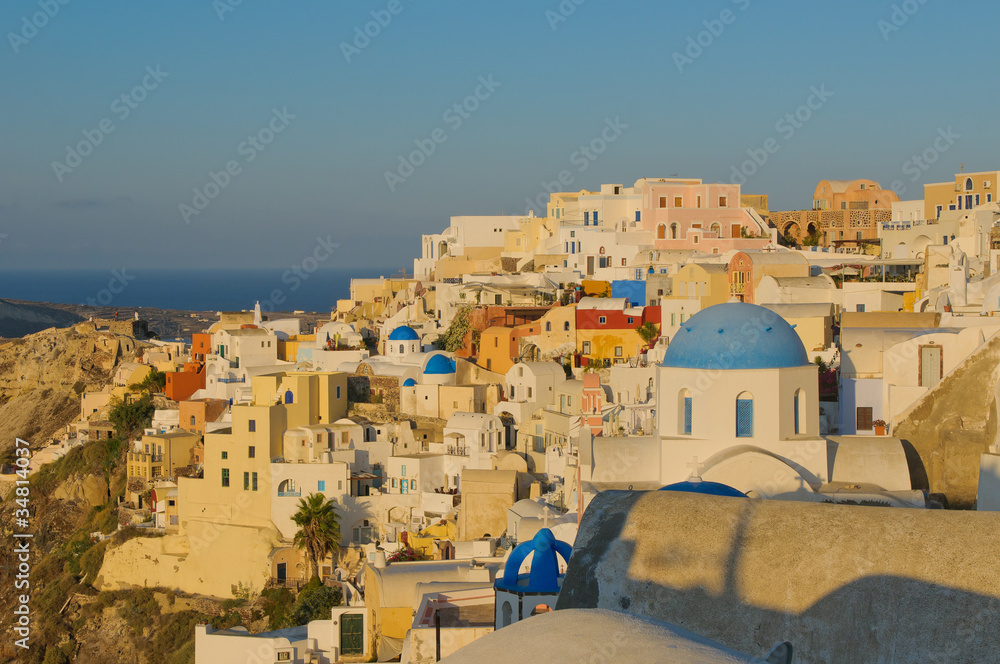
(674, 196), (682, 207)
(599, 316), (607, 324)
(615, 346), (623, 357)
(659, 196), (667, 208)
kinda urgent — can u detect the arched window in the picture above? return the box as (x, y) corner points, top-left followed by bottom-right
(711, 222), (721, 236)
(736, 391), (754, 438)
(501, 601), (513, 627)
(966, 177), (974, 191)
(399, 344), (405, 354)
(284, 390), (293, 404)
(545, 321), (552, 331)
(657, 224), (666, 240)
(678, 388), (692, 435)
(794, 388), (805, 435)
(670, 223), (679, 239)
(563, 321), (570, 331)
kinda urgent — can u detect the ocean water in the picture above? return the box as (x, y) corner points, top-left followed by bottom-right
(0, 267), (403, 312)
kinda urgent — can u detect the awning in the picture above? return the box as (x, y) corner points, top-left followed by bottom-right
(378, 635), (404, 661)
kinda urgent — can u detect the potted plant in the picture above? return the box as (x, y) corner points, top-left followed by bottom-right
(872, 419), (888, 436)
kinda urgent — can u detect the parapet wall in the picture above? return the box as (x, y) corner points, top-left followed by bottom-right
(557, 490), (1000, 663)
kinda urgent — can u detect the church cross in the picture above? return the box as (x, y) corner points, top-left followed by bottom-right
(687, 456), (704, 481)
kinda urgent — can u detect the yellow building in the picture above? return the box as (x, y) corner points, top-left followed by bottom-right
(127, 430), (202, 480)
(277, 334), (316, 362)
(668, 263), (731, 308)
(925, 171), (1000, 219)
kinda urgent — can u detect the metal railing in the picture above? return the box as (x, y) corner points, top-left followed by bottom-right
(277, 491), (301, 497)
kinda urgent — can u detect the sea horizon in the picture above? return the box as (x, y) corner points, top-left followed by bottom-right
(0, 267), (404, 313)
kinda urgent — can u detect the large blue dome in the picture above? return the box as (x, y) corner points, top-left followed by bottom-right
(661, 302), (809, 370)
(424, 354), (456, 375)
(660, 479), (747, 498)
(387, 325), (419, 341)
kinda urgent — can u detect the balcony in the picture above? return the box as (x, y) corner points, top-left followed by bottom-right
(217, 376), (246, 384)
(277, 491), (301, 498)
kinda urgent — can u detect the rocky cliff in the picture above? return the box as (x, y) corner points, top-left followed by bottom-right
(0, 323), (149, 456)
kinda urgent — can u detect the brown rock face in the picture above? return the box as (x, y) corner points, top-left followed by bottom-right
(893, 332), (1000, 508)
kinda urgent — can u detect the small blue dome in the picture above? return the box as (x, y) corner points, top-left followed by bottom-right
(662, 302), (809, 370)
(424, 354), (456, 375)
(402, 378), (417, 387)
(495, 528), (573, 594)
(659, 479), (747, 498)
(387, 325), (419, 341)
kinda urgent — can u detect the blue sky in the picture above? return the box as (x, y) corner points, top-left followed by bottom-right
(0, 0), (995, 271)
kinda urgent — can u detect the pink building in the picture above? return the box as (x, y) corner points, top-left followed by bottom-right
(641, 179), (771, 252)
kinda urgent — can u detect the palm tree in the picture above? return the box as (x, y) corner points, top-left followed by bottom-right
(292, 493), (342, 581)
(637, 321), (659, 346)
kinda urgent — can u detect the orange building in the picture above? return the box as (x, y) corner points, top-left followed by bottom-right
(771, 179), (898, 249)
(179, 398), (229, 435)
(165, 362), (206, 402)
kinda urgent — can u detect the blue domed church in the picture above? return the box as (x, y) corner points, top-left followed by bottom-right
(651, 302), (828, 497)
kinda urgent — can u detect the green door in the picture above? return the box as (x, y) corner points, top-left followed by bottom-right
(340, 613), (363, 656)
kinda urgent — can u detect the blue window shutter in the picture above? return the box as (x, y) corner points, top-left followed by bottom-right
(584, 211), (589, 224)
(593, 211), (598, 223)
(635, 210), (641, 222)
(318, 480), (325, 491)
(736, 399), (754, 437)
(684, 397), (692, 435)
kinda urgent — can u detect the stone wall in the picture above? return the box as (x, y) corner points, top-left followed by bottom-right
(558, 490), (1000, 663)
(893, 330), (1000, 507)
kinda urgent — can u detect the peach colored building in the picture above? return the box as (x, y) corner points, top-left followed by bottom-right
(772, 179), (898, 248)
(179, 398), (229, 435)
(642, 178), (771, 252)
(728, 251), (810, 304)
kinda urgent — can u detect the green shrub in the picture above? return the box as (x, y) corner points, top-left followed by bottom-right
(221, 598), (246, 611)
(79, 541), (109, 584)
(259, 587), (295, 630)
(285, 578), (342, 627)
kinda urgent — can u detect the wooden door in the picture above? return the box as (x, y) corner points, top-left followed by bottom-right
(340, 613), (364, 655)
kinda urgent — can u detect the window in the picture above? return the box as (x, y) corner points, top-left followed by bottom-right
(635, 210), (641, 222)
(545, 321), (552, 331)
(856, 304), (865, 312)
(248, 446), (255, 458)
(793, 390), (801, 435)
(222, 468), (230, 487)
(736, 392), (753, 438)
(564, 321), (570, 331)
(277, 652), (291, 662)
(221, 451), (228, 460)
(584, 211), (589, 224)
(657, 224), (666, 239)
(402, 465), (407, 477)
(976, 194), (981, 205)
(248, 420), (256, 432)
(392, 478), (397, 488)
(582, 341), (591, 354)
(336, 385), (341, 399)
(570, 230), (575, 237)
(410, 479), (416, 490)
(659, 196), (667, 208)
(696, 196), (702, 208)
(318, 480), (326, 491)
(599, 316), (607, 324)
(244, 472), (249, 490)
(989, 195), (993, 203)
(190, 415), (196, 426)
(670, 223), (678, 239)
(628, 317), (634, 325)
(593, 211), (598, 223)
(674, 196), (683, 207)
(252, 472), (257, 491)
(679, 390), (692, 435)
(621, 258), (627, 266)
(614, 346), (623, 357)
(528, 387), (533, 398)
(719, 196), (727, 207)
(671, 313), (676, 326)
(856, 407), (873, 431)
(966, 177), (974, 191)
